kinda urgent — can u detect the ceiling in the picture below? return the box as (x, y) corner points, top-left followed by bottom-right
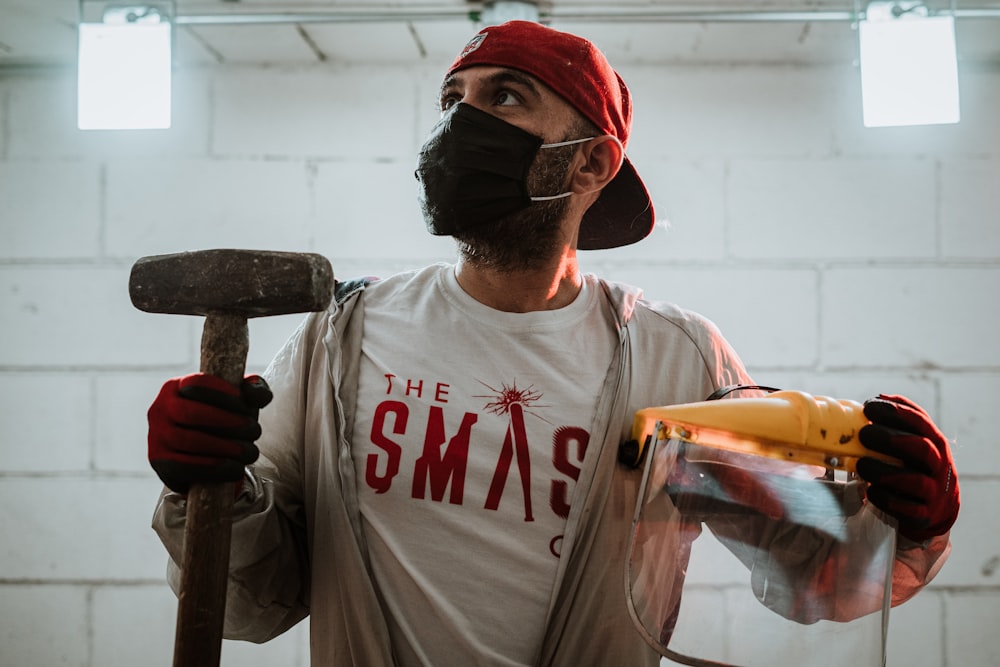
(1, 1), (999, 69)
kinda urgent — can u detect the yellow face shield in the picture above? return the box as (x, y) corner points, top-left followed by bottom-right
(624, 391), (899, 667)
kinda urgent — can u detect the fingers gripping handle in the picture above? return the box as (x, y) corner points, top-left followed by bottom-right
(174, 313), (249, 667)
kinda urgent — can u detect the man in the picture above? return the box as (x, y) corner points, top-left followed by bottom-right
(148, 21), (959, 666)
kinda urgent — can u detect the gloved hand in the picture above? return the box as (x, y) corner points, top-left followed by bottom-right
(147, 373), (273, 494)
(856, 394), (960, 542)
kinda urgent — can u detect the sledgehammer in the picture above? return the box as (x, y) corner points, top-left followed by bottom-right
(129, 249), (334, 667)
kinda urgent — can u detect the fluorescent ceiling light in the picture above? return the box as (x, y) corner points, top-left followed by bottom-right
(859, 2), (960, 128)
(77, 7), (172, 130)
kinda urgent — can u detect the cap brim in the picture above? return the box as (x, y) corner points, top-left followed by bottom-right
(577, 156), (654, 250)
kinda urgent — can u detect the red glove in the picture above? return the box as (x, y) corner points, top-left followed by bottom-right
(147, 373), (273, 494)
(856, 394), (960, 542)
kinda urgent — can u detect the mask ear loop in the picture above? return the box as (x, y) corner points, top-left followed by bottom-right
(539, 136), (596, 149)
(528, 137), (594, 202)
(530, 135), (625, 202)
(530, 192), (575, 202)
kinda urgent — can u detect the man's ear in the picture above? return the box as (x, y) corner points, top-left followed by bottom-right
(571, 135), (624, 194)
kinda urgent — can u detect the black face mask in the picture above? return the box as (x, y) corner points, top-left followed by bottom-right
(415, 103), (591, 237)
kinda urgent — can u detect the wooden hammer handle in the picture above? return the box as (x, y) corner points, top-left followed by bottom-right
(173, 313), (249, 667)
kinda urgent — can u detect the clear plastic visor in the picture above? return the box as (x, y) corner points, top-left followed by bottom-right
(626, 431), (897, 666)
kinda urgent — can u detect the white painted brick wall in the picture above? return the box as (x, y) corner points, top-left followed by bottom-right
(822, 267), (1000, 368)
(886, 591), (947, 666)
(728, 158), (937, 259)
(1, 47), (997, 667)
(0, 266), (192, 366)
(2, 161), (102, 259)
(945, 593), (1000, 665)
(0, 374), (93, 471)
(940, 374), (1000, 475)
(105, 158), (314, 256)
(211, 67), (420, 159)
(941, 157), (1000, 257)
(1, 586), (90, 667)
(0, 478), (165, 580)
(931, 479), (1000, 589)
(623, 66), (841, 160)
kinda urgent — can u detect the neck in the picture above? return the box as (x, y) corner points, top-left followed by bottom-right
(455, 250), (583, 312)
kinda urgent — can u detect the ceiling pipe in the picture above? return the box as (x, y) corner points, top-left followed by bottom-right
(171, 4), (1000, 26)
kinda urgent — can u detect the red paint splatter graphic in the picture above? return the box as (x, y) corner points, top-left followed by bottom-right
(476, 380), (549, 422)
(478, 380), (546, 521)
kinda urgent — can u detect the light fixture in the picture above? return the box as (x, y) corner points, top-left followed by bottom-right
(70, 1), (994, 131)
(77, 2), (174, 130)
(858, 1), (961, 127)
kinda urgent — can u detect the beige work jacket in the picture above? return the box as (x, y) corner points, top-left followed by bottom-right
(153, 275), (950, 666)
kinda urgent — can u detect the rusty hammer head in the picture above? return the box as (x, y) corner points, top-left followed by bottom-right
(129, 249), (334, 318)
(130, 249), (335, 384)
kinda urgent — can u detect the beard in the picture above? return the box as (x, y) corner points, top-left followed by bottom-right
(453, 142), (576, 272)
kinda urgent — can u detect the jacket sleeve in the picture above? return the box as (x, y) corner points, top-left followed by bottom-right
(150, 310), (330, 643)
(890, 531), (951, 605)
(152, 473), (310, 642)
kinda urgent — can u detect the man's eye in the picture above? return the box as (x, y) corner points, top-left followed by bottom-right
(496, 90), (520, 106)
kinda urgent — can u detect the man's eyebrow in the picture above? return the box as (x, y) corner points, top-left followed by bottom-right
(438, 69), (544, 102)
(483, 70), (543, 101)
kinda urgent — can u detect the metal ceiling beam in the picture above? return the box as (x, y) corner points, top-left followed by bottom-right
(170, 4), (1000, 26)
(174, 9), (474, 25)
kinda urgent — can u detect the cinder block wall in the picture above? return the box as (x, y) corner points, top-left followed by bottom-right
(1, 40), (998, 667)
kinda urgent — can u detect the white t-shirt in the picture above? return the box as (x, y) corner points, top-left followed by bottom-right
(351, 264), (617, 666)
